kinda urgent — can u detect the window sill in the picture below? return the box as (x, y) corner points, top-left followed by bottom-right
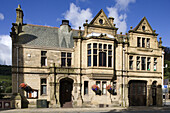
(41, 94), (47, 96)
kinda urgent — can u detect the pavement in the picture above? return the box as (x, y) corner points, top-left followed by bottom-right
(1, 106), (170, 113)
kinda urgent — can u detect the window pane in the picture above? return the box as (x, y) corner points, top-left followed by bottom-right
(103, 52), (106, 66)
(84, 81), (88, 95)
(41, 78), (46, 84)
(96, 81), (100, 88)
(108, 45), (112, 49)
(99, 52), (102, 66)
(67, 53), (71, 57)
(147, 38), (150, 48)
(108, 51), (112, 55)
(104, 44), (107, 49)
(41, 57), (47, 66)
(93, 43), (97, 48)
(137, 37), (141, 47)
(99, 44), (102, 49)
(108, 56), (112, 67)
(41, 51), (47, 56)
(142, 38), (145, 47)
(141, 57), (146, 70)
(93, 49), (97, 54)
(88, 56), (91, 66)
(88, 44), (91, 49)
(61, 58), (66, 66)
(93, 55), (97, 66)
(41, 85), (46, 95)
(67, 58), (71, 66)
(102, 82), (106, 95)
(61, 52), (66, 57)
(88, 50), (91, 54)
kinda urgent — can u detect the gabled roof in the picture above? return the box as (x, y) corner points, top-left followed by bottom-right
(89, 9), (114, 27)
(133, 16), (154, 33)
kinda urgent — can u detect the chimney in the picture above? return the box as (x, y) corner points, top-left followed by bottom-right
(16, 4), (24, 25)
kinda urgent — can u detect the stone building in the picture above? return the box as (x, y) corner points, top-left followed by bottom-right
(10, 5), (164, 108)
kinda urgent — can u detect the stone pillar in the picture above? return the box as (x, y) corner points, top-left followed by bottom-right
(56, 83), (61, 107)
(156, 85), (162, 106)
(76, 82), (83, 107)
(49, 82), (57, 108)
(147, 85), (152, 106)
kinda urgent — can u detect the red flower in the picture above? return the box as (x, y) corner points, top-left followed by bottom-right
(106, 85), (112, 90)
(92, 84), (99, 91)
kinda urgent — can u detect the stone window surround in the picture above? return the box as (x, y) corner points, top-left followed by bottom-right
(87, 43), (113, 68)
(40, 78), (47, 96)
(61, 52), (72, 67)
(137, 37), (150, 48)
(134, 56), (157, 71)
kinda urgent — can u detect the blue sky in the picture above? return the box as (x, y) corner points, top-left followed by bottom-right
(0, 0), (170, 65)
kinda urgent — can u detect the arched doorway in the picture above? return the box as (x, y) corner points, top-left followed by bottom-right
(59, 77), (73, 107)
(152, 81), (157, 105)
(128, 80), (147, 106)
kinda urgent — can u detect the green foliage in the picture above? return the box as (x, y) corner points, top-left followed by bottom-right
(164, 47), (170, 81)
(0, 65), (12, 94)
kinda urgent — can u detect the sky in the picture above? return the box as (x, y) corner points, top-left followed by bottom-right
(0, 0), (170, 65)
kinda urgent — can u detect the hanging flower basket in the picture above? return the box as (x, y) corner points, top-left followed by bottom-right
(92, 84), (99, 91)
(106, 85), (113, 94)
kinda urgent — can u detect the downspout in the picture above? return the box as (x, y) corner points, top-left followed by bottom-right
(162, 51), (164, 106)
(16, 46), (19, 93)
(122, 47), (125, 107)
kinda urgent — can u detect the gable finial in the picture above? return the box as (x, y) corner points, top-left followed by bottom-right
(159, 37), (162, 47)
(130, 26), (133, 30)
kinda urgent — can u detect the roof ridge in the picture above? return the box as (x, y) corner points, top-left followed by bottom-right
(26, 24), (59, 29)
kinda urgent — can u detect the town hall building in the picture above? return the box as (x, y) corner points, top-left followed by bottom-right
(10, 5), (164, 108)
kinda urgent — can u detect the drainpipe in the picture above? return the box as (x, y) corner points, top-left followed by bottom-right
(162, 51), (164, 106)
(16, 46), (19, 93)
(122, 47), (125, 107)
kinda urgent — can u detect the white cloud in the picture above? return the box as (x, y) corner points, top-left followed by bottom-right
(64, 3), (92, 29)
(0, 13), (4, 20)
(0, 35), (12, 65)
(107, 0), (136, 33)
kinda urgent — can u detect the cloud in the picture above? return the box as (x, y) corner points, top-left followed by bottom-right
(64, 3), (92, 29)
(107, 0), (136, 33)
(0, 35), (12, 65)
(0, 13), (4, 20)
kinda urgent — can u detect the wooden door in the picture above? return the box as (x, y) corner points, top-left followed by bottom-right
(129, 81), (147, 106)
(59, 78), (73, 107)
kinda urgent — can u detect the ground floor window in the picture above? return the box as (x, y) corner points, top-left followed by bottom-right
(84, 81), (88, 95)
(96, 81), (107, 95)
(41, 78), (47, 95)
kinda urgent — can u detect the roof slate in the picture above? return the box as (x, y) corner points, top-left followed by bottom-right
(16, 24), (80, 48)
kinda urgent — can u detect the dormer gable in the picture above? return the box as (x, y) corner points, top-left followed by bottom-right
(129, 17), (158, 36)
(89, 9), (114, 27)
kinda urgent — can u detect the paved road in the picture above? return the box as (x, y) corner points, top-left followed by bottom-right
(1, 107), (170, 113)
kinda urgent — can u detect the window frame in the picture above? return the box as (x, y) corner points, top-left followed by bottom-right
(40, 78), (47, 95)
(147, 57), (151, 71)
(41, 51), (47, 67)
(141, 57), (146, 70)
(136, 56), (140, 70)
(61, 52), (72, 67)
(154, 58), (157, 71)
(129, 56), (133, 70)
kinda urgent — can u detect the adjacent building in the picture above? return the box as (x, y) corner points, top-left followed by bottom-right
(10, 5), (164, 108)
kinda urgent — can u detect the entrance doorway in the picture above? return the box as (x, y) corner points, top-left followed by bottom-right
(59, 77), (73, 107)
(128, 80), (147, 106)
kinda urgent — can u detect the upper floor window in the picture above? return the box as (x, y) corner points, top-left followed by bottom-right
(87, 44), (91, 66)
(61, 52), (72, 67)
(147, 38), (150, 48)
(147, 57), (151, 71)
(142, 38), (145, 48)
(154, 58), (157, 71)
(129, 56), (133, 70)
(87, 43), (113, 67)
(137, 37), (141, 47)
(141, 57), (146, 70)
(41, 51), (47, 66)
(136, 56), (140, 70)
